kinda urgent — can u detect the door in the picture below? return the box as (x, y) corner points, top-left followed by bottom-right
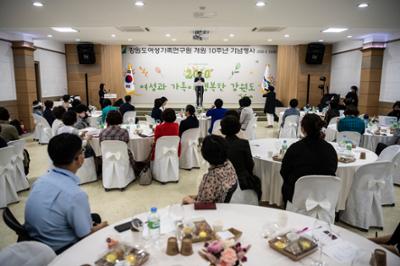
(34, 61), (42, 101)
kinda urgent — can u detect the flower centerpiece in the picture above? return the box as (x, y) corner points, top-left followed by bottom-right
(198, 239), (251, 266)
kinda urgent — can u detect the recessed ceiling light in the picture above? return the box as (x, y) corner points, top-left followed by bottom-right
(128, 38), (132, 41)
(52, 27), (78, 33)
(318, 39), (324, 42)
(165, 33), (171, 37)
(135, 1), (145, 6)
(229, 33), (235, 38)
(358, 3), (368, 8)
(33, 2), (43, 7)
(171, 38), (176, 42)
(111, 34), (116, 38)
(223, 38), (228, 42)
(267, 38), (272, 42)
(256, 1), (266, 7)
(322, 27), (348, 33)
(75, 38), (80, 42)
(347, 35), (353, 38)
(284, 34), (290, 38)
(47, 34), (53, 38)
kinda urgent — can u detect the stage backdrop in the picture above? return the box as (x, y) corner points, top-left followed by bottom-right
(121, 45), (277, 105)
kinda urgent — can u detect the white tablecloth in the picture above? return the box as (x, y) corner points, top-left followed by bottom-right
(278, 111), (325, 127)
(49, 204), (400, 266)
(176, 114), (211, 139)
(250, 138), (378, 210)
(88, 111), (103, 128)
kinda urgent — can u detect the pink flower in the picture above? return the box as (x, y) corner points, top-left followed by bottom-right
(207, 240), (224, 254)
(220, 248), (238, 266)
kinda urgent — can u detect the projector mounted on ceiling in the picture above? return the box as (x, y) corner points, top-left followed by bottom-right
(193, 30), (210, 41)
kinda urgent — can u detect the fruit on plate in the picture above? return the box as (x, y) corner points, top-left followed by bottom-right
(105, 253), (117, 263)
(274, 241), (287, 249)
(125, 254), (136, 265)
(299, 240), (311, 250)
(199, 231), (207, 239)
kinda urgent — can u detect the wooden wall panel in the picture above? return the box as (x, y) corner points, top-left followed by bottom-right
(276, 45), (299, 106)
(0, 100), (18, 119)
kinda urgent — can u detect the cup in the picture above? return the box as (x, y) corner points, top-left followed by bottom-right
(374, 249), (387, 266)
(267, 151), (273, 158)
(360, 151), (366, 160)
(166, 237), (179, 256)
(212, 220), (224, 232)
(180, 237), (193, 256)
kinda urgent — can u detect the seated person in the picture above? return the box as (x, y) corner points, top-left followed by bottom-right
(221, 115), (261, 200)
(182, 135), (238, 204)
(344, 85), (358, 107)
(24, 133), (108, 253)
(206, 98), (227, 133)
(62, 94), (71, 110)
(0, 127), (7, 148)
(239, 96), (254, 131)
(388, 101), (400, 120)
(99, 110), (135, 169)
(101, 99), (118, 124)
(70, 98), (81, 111)
(179, 104), (199, 137)
(280, 114), (338, 207)
(57, 110), (79, 135)
(74, 104), (90, 130)
(152, 108), (180, 160)
(51, 106), (66, 137)
(43, 100), (55, 126)
(369, 222), (400, 256)
(32, 100), (43, 116)
(151, 98), (163, 123)
(160, 96), (168, 111)
(324, 96), (340, 125)
(119, 95), (136, 116)
(337, 105), (365, 134)
(281, 99), (300, 127)
(0, 107), (19, 142)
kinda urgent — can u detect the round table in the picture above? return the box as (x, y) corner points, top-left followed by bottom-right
(176, 114), (211, 139)
(278, 111), (325, 127)
(250, 138), (378, 210)
(48, 204), (400, 266)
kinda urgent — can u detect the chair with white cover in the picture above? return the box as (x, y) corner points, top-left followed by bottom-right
(286, 175), (341, 224)
(230, 186), (259, 206)
(0, 241), (56, 266)
(340, 161), (392, 230)
(392, 152), (400, 186)
(76, 157), (97, 185)
(211, 119), (222, 135)
(244, 115), (257, 140)
(7, 140), (29, 192)
(336, 131), (361, 147)
(328, 117), (339, 126)
(33, 114), (52, 144)
(179, 128), (200, 170)
(145, 115), (155, 125)
(279, 115), (299, 139)
(31, 114), (40, 141)
(101, 140), (135, 190)
(0, 147), (19, 208)
(123, 111), (137, 124)
(377, 145), (400, 204)
(152, 136), (180, 183)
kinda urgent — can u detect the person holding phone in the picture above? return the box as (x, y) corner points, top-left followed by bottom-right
(194, 71), (205, 107)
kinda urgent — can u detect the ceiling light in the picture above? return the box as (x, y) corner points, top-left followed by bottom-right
(165, 33), (171, 37)
(267, 38), (272, 42)
(135, 1), (145, 6)
(52, 27), (78, 33)
(223, 38), (228, 42)
(256, 1), (266, 7)
(33, 2), (43, 7)
(111, 34), (116, 38)
(358, 3), (368, 8)
(318, 39), (324, 42)
(322, 27), (348, 33)
(172, 38), (176, 42)
(347, 35), (353, 38)
(284, 34), (290, 38)
(75, 38), (80, 42)
(229, 33), (235, 38)
(47, 34), (53, 38)
(128, 38), (132, 41)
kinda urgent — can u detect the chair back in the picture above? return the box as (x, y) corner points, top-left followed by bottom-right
(289, 175), (341, 223)
(180, 128), (200, 169)
(211, 119), (222, 135)
(76, 157), (97, 185)
(279, 115), (299, 139)
(0, 146), (14, 176)
(230, 186), (259, 206)
(244, 115), (257, 140)
(7, 139), (29, 191)
(378, 145), (400, 162)
(145, 115), (155, 125)
(378, 115), (398, 127)
(153, 136), (180, 182)
(352, 161), (391, 194)
(336, 131), (361, 146)
(328, 117), (339, 125)
(123, 111), (136, 124)
(0, 241), (56, 265)
(392, 152), (400, 185)
(2, 207), (31, 241)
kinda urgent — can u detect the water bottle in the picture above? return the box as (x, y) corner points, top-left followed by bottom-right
(281, 140), (288, 156)
(341, 135), (347, 148)
(147, 207), (160, 240)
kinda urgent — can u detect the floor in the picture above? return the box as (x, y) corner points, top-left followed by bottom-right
(0, 121), (399, 250)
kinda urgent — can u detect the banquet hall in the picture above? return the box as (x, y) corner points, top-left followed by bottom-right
(0, 0), (400, 265)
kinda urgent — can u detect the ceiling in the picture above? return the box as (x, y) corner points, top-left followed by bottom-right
(0, 0), (399, 45)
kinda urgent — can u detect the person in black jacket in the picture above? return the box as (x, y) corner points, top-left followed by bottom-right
(119, 95), (136, 116)
(151, 98), (163, 123)
(388, 101), (400, 120)
(280, 113), (338, 207)
(221, 115), (262, 200)
(344, 85), (358, 107)
(179, 105), (199, 137)
(263, 86), (276, 128)
(98, 83), (107, 108)
(43, 100), (55, 126)
(324, 96), (340, 125)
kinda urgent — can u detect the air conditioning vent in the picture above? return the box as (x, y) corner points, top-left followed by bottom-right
(193, 30), (210, 41)
(252, 26), (285, 32)
(193, 11), (217, 19)
(116, 26), (149, 32)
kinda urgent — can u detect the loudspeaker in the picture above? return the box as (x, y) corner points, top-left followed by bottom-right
(305, 43), (325, 64)
(77, 44), (95, 64)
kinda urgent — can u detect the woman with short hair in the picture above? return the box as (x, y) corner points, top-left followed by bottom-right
(179, 104), (199, 137)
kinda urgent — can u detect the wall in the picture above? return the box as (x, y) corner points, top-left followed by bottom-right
(380, 40), (400, 102)
(275, 45), (299, 106)
(0, 40), (18, 117)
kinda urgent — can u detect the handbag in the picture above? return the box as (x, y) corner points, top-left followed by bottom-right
(138, 164), (152, 185)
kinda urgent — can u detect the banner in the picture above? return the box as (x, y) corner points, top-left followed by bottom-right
(121, 45), (277, 104)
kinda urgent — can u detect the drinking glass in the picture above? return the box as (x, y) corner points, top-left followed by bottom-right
(311, 219), (331, 266)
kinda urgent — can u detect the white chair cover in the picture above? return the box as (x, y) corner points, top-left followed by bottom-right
(145, 115), (155, 125)
(33, 114), (52, 144)
(0, 241), (56, 266)
(123, 111), (137, 124)
(328, 117), (339, 126)
(340, 161), (391, 230)
(392, 152), (400, 186)
(0, 146), (19, 208)
(336, 131), (361, 147)
(31, 114), (40, 140)
(152, 136), (180, 183)
(279, 115), (299, 139)
(377, 145), (400, 204)
(7, 139), (30, 192)
(211, 119), (222, 135)
(179, 128), (200, 170)
(101, 140), (135, 189)
(244, 115), (257, 140)
(230, 185), (259, 206)
(286, 175), (341, 224)
(76, 157), (97, 185)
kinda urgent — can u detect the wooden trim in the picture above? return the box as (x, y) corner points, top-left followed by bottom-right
(35, 46), (65, 55)
(332, 47), (361, 56)
(0, 38), (13, 43)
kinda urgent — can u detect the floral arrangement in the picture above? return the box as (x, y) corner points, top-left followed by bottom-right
(199, 239), (251, 266)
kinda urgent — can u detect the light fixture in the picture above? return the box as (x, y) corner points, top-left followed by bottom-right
(172, 38), (176, 42)
(229, 33), (235, 38)
(256, 1), (266, 7)
(47, 34), (53, 38)
(52, 27), (78, 33)
(347, 35), (353, 38)
(322, 27), (348, 33)
(135, 1), (144, 7)
(284, 34), (290, 38)
(75, 38), (80, 42)
(33, 1), (43, 7)
(223, 38), (228, 42)
(165, 33), (171, 37)
(318, 39), (324, 42)
(267, 38), (272, 42)
(111, 34), (116, 38)
(128, 38), (132, 41)
(358, 3), (368, 8)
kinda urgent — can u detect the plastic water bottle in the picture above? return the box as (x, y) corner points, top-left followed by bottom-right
(147, 207), (160, 240)
(281, 140), (288, 156)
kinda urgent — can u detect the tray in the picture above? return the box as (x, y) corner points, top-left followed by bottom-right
(268, 235), (317, 261)
(338, 156), (356, 163)
(178, 220), (216, 243)
(95, 243), (149, 266)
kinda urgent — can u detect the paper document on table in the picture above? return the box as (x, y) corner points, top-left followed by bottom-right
(323, 238), (360, 263)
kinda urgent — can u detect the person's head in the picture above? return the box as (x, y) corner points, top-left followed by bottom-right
(99, 83), (105, 90)
(75, 104), (88, 118)
(301, 114), (324, 139)
(344, 105), (359, 116)
(71, 99), (81, 109)
(197, 71), (202, 77)
(62, 94), (70, 103)
(289, 99), (298, 108)
(62, 110), (77, 126)
(44, 100), (54, 110)
(0, 107), (10, 121)
(224, 109), (239, 119)
(113, 98), (123, 107)
(329, 95), (339, 109)
(32, 100), (40, 106)
(350, 85), (358, 93)
(268, 86), (275, 92)
(124, 95), (131, 103)
(48, 133), (84, 172)
(106, 110), (123, 126)
(154, 98), (162, 109)
(221, 115), (241, 136)
(53, 106), (66, 120)
(214, 98), (223, 108)
(392, 101), (400, 111)
(201, 135), (228, 166)
(103, 99), (112, 108)
(241, 96), (251, 108)
(162, 108), (176, 123)
(160, 96), (168, 107)
(32, 100), (42, 111)
(185, 104), (196, 117)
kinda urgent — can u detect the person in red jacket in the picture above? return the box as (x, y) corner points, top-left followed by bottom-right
(152, 108), (180, 160)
